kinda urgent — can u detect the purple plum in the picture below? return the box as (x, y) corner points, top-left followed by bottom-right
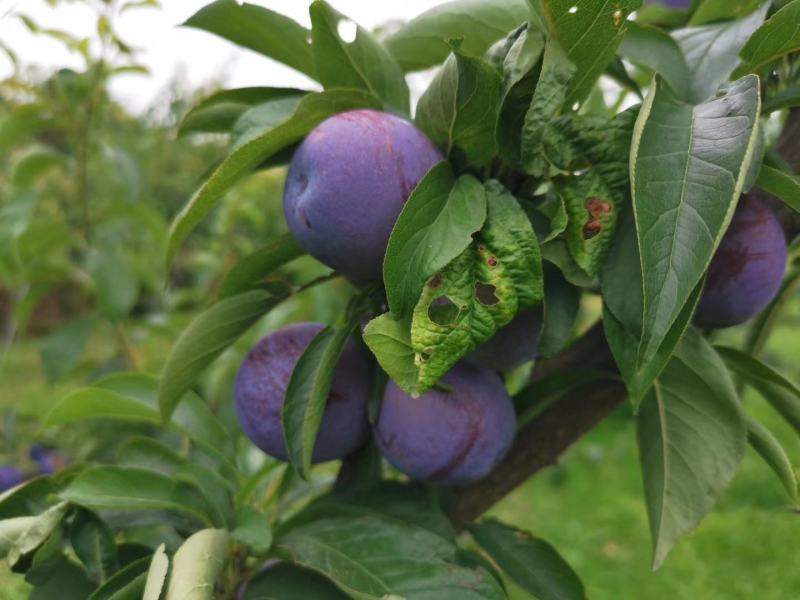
(234, 323), (371, 463)
(283, 109), (443, 283)
(695, 194), (787, 329)
(0, 466), (23, 492)
(375, 362), (517, 485)
(644, 0), (691, 8)
(464, 308), (543, 371)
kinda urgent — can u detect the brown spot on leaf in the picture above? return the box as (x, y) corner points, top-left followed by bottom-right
(586, 197), (613, 218)
(487, 256), (497, 267)
(428, 273), (443, 289)
(583, 219), (602, 239)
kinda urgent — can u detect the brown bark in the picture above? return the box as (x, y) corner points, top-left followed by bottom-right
(447, 104), (800, 528)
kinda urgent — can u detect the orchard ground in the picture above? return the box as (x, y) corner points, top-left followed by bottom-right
(2, 297), (799, 600)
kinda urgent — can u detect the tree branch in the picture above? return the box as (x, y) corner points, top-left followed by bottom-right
(448, 105), (800, 528)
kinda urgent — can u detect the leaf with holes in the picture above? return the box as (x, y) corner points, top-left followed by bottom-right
(409, 181), (543, 394)
(637, 330), (746, 569)
(310, 1), (408, 113)
(632, 75), (760, 366)
(540, 0), (642, 105)
(384, 163), (487, 318)
(415, 50), (502, 169)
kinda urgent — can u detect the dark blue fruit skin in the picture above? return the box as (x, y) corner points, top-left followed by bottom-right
(375, 362), (517, 485)
(234, 323), (371, 463)
(283, 109), (443, 283)
(644, 0), (691, 8)
(464, 308), (544, 371)
(695, 194), (788, 329)
(0, 466), (23, 492)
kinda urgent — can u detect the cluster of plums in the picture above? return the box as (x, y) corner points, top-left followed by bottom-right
(0, 445), (65, 493)
(233, 108), (787, 484)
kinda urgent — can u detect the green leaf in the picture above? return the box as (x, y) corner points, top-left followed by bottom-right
(735, 0), (800, 76)
(243, 563), (348, 600)
(385, 0), (532, 72)
(11, 148), (67, 189)
(362, 314), (420, 394)
(468, 519), (586, 600)
(158, 288), (289, 421)
(755, 164), (800, 212)
(233, 506), (272, 554)
(0, 502), (70, 567)
(142, 545), (169, 600)
(88, 252), (138, 321)
(183, 0), (314, 78)
(283, 289), (379, 478)
(163, 529), (231, 600)
(519, 39), (576, 177)
(218, 233), (305, 299)
(415, 51), (502, 169)
(29, 559), (94, 600)
(763, 83), (800, 113)
(384, 164), (487, 318)
(87, 557), (149, 600)
(637, 330), (746, 569)
(70, 509), (118, 583)
(0, 104), (54, 156)
(407, 181), (543, 394)
(231, 96), (305, 147)
(538, 266), (579, 357)
(179, 87), (307, 137)
(40, 317), (95, 383)
(166, 89), (380, 266)
(60, 467), (218, 528)
(745, 266), (800, 356)
(541, 0), (642, 105)
(690, 0), (765, 26)
(746, 417), (799, 502)
(618, 23), (690, 100)
(716, 346), (800, 435)
(672, 5), (768, 103)
(310, 1), (408, 114)
(631, 75), (760, 365)
(277, 514), (506, 599)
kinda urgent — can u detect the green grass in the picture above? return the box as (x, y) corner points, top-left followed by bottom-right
(3, 303), (800, 598)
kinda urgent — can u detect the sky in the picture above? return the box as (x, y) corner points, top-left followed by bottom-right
(0, 0), (447, 111)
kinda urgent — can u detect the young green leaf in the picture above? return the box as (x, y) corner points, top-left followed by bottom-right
(408, 182), (543, 394)
(362, 313), (420, 396)
(60, 467), (219, 528)
(468, 519), (586, 600)
(163, 529), (231, 600)
(179, 87), (307, 137)
(618, 23), (690, 100)
(277, 514), (506, 599)
(637, 330), (746, 569)
(385, 0), (532, 72)
(158, 287), (289, 421)
(183, 0), (315, 78)
(310, 1), (409, 114)
(735, 0), (800, 77)
(383, 164), (487, 318)
(540, 0), (642, 105)
(70, 509), (118, 583)
(142, 545), (169, 600)
(632, 75), (760, 365)
(755, 165), (800, 213)
(0, 502), (70, 567)
(217, 233), (306, 298)
(283, 289), (379, 479)
(746, 416), (799, 502)
(415, 50), (502, 169)
(166, 89), (380, 266)
(671, 4), (767, 103)
(233, 506), (272, 554)
(763, 83), (800, 113)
